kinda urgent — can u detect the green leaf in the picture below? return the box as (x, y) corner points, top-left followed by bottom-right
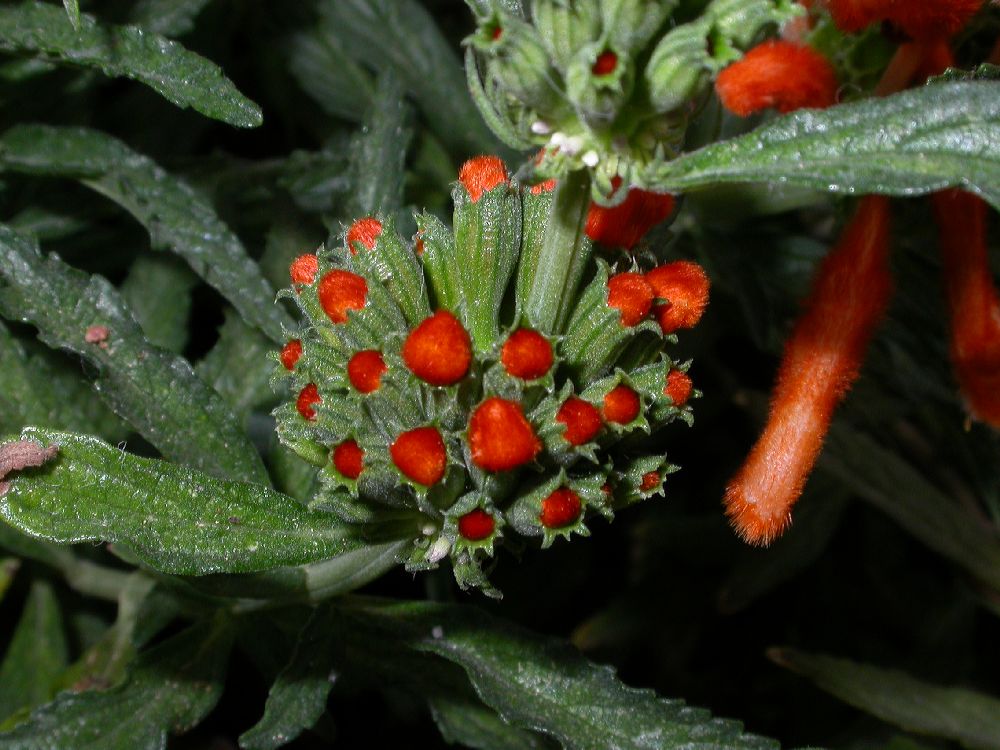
(0, 428), (411, 576)
(0, 1), (261, 128)
(340, 598), (780, 750)
(0, 617), (233, 750)
(311, 0), (504, 157)
(129, 0), (214, 37)
(344, 74), (412, 218)
(0, 124), (292, 344)
(821, 424), (1000, 592)
(196, 310), (276, 424)
(288, 30), (374, 123)
(119, 255), (197, 354)
(0, 227), (267, 483)
(61, 0), (79, 29)
(238, 609), (336, 750)
(770, 648), (1000, 750)
(0, 320), (126, 440)
(644, 82), (1000, 213)
(0, 559), (17, 605)
(0, 581), (68, 725)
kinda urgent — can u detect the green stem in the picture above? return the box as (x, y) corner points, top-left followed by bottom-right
(524, 168), (593, 334)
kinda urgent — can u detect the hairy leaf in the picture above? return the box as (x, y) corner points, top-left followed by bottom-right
(771, 649), (1000, 750)
(0, 617), (232, 749)
(0, 581), (67, 725)
(0, 428), (411, 576)
(120, 255), (197, 354)
(196, 310), (276, 424)
(0, 1), (261, 128)
(340, 598), (780, 750)
(60, 0), (79, 29)
(0, 227), (266, 482)
(0, 125), (291, 344)
(311, 0), (502, 156)
(130, 0), (214, 37)
(821, 425), (1000, 592)
(0, 321), (126, 440)
(287, 30), (374, 123)
(644, 82), (1000, 212)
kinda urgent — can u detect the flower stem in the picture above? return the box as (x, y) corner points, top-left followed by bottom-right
(524, 168), (593, 335)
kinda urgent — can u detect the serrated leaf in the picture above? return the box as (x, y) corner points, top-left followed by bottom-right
(644, 82), (1000, 213)
(0, 581), (68, 725)
(0, 1), (261, 128)
(0, 227), (266, 482)
(0, 617), (232, 750)
(0, 124), (292, 344)
(129, 0), (213, 37)
(0, 320), (126, 440)
(771, 649), (1000, 750)
(312, 0), (503, 157)
(120, 255), (197, 354)
(821, 424), (1000, 592)
(0, 428), (410, 576)
(340, 598), (780, 750)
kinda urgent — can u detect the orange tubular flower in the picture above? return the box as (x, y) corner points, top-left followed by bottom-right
(459, 155), (509, 202)
(346, 217), (382, 253)
(585, 177), (676, 250)
(725, 196), (892, 545)
(646, 261), (711, 335)
(932, 190), (1000, 427)
(825, 0), (983, 40)
(715, 40), (839, 117)
(468, 397), (541, 472)
(402, 310), (472, 386)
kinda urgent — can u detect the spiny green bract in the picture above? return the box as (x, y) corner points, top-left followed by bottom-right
(466, 0), (799, 198)
(273, 162), (698, 597)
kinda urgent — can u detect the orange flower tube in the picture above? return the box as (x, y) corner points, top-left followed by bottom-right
(932, 190), (1000, 427)
(725, 196), (892, 545)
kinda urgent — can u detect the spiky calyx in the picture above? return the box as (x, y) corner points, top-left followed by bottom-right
(273, 158), (703, 595)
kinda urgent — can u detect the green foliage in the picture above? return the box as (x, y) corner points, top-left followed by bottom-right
(0, 1), (261, 128)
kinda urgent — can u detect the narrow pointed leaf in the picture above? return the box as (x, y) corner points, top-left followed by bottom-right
(0, 428), (410, 576)
(340, 598), (780, 750)
(644, 82), (1000, 213)
(0, 227), (267, 482)
(0, 1), (261, 127)
(0, 618), (233, 749)
(0, 125), (291, 344)
(120, 255), (197, 354)
(130, 0), (214, 37)
(0, 581), (68, 724)
(771, 649), (1000, 750)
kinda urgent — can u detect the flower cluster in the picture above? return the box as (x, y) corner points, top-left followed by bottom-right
(273, 157), (708, 595)
(466, 0), (801, 197)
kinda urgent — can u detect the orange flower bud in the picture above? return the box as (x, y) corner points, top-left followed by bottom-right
(459, 156), (508, 203)
(290, 254), (319, 287)
(280, 339), (303, 371)
(296, 383), (321, 421)
(468, 397), (541, 472)
(458, 508), (496, 541)
(402, 310), (473, 386)
(645, 261), (710, 335)
(346, 217), (382, 253)
(318, 270), (368, 324)
(501, 328), (554, 380)
(555, 397), (602, 446)
(603, 385), (641, 425)
(825, 0), (983, 39)
(664, 369), (693, 407)
(932, 190), (1000, 427)
(585, 179), (675, 250)
(333, 439), (364, 479)
(529, 178), (557, 195)
(539, 487), (582, 528)
(715, 40), (838, 117)
(390, 426), (447, 486)
(347, 350), (388, 394)
(640, 472), (660, 492)
(726, 196), (892, 545)
(592, 50), (618, 75)
(607, 272), (655, 327)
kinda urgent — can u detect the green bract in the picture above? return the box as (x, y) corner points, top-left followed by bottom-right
(465, 0), (799, 198)
(274, 165), (697, 596)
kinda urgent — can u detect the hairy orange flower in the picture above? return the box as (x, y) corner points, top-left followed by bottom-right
(607, 272), (655, 327)
(391, 426), (447, 486)
(726, 196), (892, 545)
(468, 397), (541, 472)
(345, 217), (382, 253)
(402, 310), (472, 386)
(539, 487), (582, 528)
(585, 177), (675, 250)
(645, 261), (710, 335)
(825, 0), (983, 39)
(318, 270), (368, 324)
(333, 439), (364, 479)
(459, 155), (508, 202)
